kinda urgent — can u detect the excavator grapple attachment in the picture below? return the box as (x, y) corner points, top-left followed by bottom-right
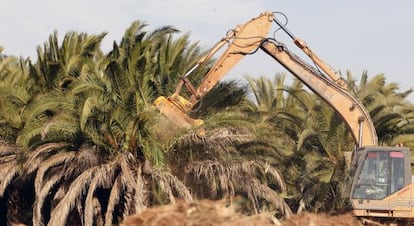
(153, 12), (274, 130)
(154, 96), (204, 129)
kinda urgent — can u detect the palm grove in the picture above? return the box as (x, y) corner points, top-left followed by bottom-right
(1, 20), (414, 226)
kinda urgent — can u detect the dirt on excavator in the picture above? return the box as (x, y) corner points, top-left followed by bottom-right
(120, 199), (367, 226)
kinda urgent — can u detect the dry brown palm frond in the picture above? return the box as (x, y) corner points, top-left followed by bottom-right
(32, 151), (76, 226)
(104, 168), (146, 226)
(119, 153), (139, 192)
(0, 141), (19, 164)
(119, 153), (141, 217)
(121, 182), (136, 220)
(47, 162), (115, 226)
(48, 169), (96, 226)
(152, 167), (193, 203)
(0, 140), (19, 153)
(65, 145), (100, 177)
(34, 151), (76, 196)
(93, 197), (104, 226)
(188, 160), (291, 217)
(0, 141), (19, 197)
(253, 161), (287, 192)
(0, 153), (16, 164)
(51, 185), (66, 207)
(84, 160), (118, 226)
(191, 160), (266, 197)
(46, 146), (99, 210)
(23, 142), (69, 174)
(172, 132), (209, 149)
(87, 153), (150, 226)
(173, 127), (254, 151)
(84, 178), (102, 226)
(191, 160), (286, 194)
(208, 127), (255, 144)
(105, 175), (123, 226)
(191, 160), (232, 197)
(169, 127), (258, 168)
(76, 200), (85, 226)
(33, 172), (66, 226)
(0, 161), (18, 196)
(242, 178), (292, 217)
(133, 167), (146, 214)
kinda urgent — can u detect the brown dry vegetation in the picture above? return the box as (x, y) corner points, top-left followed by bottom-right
(282, 212), (362, 226)
(120, 199), (364, 226)
(121, 199), (277, 226)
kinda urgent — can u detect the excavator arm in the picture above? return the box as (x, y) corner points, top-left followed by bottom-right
(154, 11), (377, 147)
(259, 39), (377, 147)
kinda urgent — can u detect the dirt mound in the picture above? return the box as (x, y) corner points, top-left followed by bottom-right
(121, 200), (362, 226)
(120, 199), (277, 226)
(282, 212), (362, 226)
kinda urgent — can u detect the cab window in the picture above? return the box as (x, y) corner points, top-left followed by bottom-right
(352, 151), (404, 200)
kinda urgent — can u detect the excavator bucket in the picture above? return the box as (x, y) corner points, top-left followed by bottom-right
(154, 96), (204, 129)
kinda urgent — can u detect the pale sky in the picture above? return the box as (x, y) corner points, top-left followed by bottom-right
(2, 0), (413, 100)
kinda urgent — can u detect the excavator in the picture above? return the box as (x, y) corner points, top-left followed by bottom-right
(154, 12), (414, 222)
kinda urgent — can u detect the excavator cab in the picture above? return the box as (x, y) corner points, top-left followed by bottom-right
(350, 147), (414, 218)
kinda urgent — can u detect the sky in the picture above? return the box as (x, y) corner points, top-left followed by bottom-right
(2, 0), (414, 100)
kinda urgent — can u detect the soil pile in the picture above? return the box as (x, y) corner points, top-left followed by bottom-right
(121, 199), (365, 226)
(120, 199), (277, 226)
(282, 212), (362, 226)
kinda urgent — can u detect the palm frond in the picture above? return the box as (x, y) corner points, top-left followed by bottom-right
(23, 142), (68, 174)
(104, 175), (123, 226)
(188, 159), (289, 215)
(48, 165), (101, 226)
(0, 162), (18, 196)
(152, 167), (193, 203)
(33, 171), (65, 226)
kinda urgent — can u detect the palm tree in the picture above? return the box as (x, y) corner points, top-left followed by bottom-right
(243, 74), (355, 213)
(29, 31), (106, 92)
(17, 142), (192, 226)
(244, 71), (414, 214)
(346, 71), (414, 148)
(0, 20), (214, 226)
(165, 125), (293, 218)
(0, 53), (33, 143)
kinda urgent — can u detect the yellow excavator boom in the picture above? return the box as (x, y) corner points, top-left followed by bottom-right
(153, 11), (377, 148)
(154, 12), (274, 128)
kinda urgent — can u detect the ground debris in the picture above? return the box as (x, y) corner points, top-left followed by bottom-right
(121, 199), (374, 226)
(281, 212), (362, 226)
(121, 199), (278, 226)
